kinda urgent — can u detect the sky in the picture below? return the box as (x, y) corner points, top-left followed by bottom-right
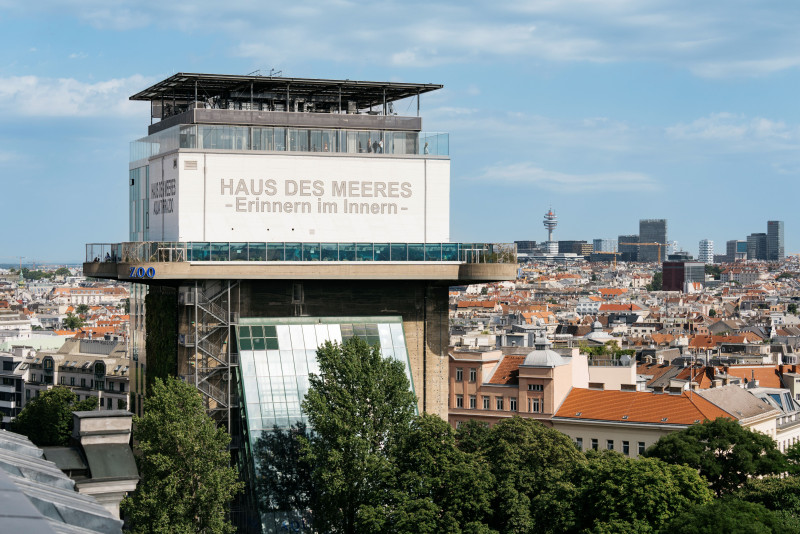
(2, 0), (800, 263)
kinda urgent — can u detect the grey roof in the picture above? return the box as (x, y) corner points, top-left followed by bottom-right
(0, 431), (122, 534)
(696, 385), (780, 423)
(522, 348), (567, 368)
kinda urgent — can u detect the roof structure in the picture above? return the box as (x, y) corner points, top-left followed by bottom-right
(130, 73), (443, 109)
(554, 388), (733, 425)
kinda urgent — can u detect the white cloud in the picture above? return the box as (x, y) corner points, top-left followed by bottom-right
(472, 162), (659, 192)
(666, 113), (800, 150)
(8, 0), (800, 77)
(0, 75), (151, 118)
(68, 52), (88, 59)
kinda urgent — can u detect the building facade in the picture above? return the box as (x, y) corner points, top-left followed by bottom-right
(638, 219), (667, 262)
(84, 72), (514, 533)
(698, 239), (714, 264)
(747, 232), (767, 260)
(767, 220), (785, 261)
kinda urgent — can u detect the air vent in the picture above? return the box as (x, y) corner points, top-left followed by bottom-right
(661, 417), (668, 422)
(622, 415), (628, 420)
(575, 412), (582, 416)
(184, 160), (198, 170)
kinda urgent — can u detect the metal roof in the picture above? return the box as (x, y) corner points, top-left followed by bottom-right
(130, 72), (442, 107)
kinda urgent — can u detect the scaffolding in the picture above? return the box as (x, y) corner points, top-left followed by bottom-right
(178, 280), (239, 433)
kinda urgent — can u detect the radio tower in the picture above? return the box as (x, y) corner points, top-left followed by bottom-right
(543, 207), (558, 253)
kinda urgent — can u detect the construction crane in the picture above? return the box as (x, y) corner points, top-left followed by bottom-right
(619, 242), (664, 263)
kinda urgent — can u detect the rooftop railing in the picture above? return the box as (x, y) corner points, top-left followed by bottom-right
(131, 124), (448, 163)
(86, 242), (516, 265)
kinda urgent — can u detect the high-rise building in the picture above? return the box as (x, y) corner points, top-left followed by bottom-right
(543, 208), (558, 253)
(593, 239), (617, 253)
(698, 239), (714, 264)
(767, 221), (784, 261)
(638, 219), (668, 262)
(83, 72), (514, 532)
(662, 261), (705, 292)
(747, 233), (767, 260)
(618, 235), (639, 262)
(726, 240), (747, 262)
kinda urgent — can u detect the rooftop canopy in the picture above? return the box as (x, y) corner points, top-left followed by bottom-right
(130, 73), (443, 118)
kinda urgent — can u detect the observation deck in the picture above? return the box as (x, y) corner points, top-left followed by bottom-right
(84, 241), (517, 283)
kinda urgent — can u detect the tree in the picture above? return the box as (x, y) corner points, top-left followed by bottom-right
(643, 418), (788, 495)
(252, 422), (314, 524)
(570, 450), (713, 532)
(75, 303), (90, 315)
(737, 476), (800, 519)
(478, 417), (586, 533)
(121, 377), (243, 534)
(54, 267), (70, 277)
(10, 386), (97, 446)
(63, 312), (83, 330)
(646, 272), (662, 291)
(709, 308), (717, 317)
(789, 303), (798, 315)
(661, 498), (800, 533)
(359, 414), (494, 533)
(300, 337), (417, 533)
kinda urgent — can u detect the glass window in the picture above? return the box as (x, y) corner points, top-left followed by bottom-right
(607, 440), (614, 451)
(267, 243), (285, 261)
(408, 244), (424, 261)
(288, 129), (309, 152)
(575, 437), (583, 451)
(339, 243), (355, 261)
(230, 242), (248, 261)
(424, 244), (442, 261)
(638, 442), (646, 456)
(455, 394), (463, 408)
(249, 243), (266, 261)
(356, 243), (373, 261)
(374, 243), (390, 261)
(321, 243), (338, 261)
(390, 243), (407, 261)
(496, 397), (504, 410)
(469, 395), (476, 409)
(528, 384), (544, 391)
(510, 398), (517, 411)
(623, 441), (630, 455)
(529, 398), (540, 413)
(483, 396), (490, 410)
(285, 243), (302, 262)
(252, 127), (274, 151)
(442, 243), (458, 261)
(302, 243), (320, 261)
(591, 439), (598, 451)
(469, 368), (477, 382)
(455, 368), (463, 382)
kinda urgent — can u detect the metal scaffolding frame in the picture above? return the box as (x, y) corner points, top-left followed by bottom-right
(179, 280), (239, 433)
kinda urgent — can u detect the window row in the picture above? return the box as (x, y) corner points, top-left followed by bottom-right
(454, 395), (536, 413)
(574, 438), (646, 456)
(454, 367), (478, 382)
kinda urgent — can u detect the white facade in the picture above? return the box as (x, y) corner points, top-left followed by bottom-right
(145, 152), (450, 243)
(698, 239), (714, 264)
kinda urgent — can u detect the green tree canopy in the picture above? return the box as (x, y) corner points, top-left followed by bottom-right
(736, 476), (800, 519)
(570, 450), (713, 532)
(643, 418), (787, 496)
(121, 377), (243, 534)
(661, 498), (800, 533)
(359, 414), (494, 534)
(476, 416), (586, 534)
(10, 386), (97, 446)
(300, 337), (417, 533)
(63, 312), (83, 330)
(54, 267), (71, 276)
(75, 303), (90, 315)
(646, 271), (663, 291)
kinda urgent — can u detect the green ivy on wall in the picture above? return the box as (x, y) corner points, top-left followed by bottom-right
(145, 287), (178, 393)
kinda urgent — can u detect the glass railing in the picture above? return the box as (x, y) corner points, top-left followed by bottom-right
(86, 242), (516, 264)
(130, 124), (448, 163)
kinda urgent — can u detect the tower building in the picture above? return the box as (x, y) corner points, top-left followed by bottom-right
(638, 219), (667, 262)
(84, 72), (514, 532)
(543, 208), (558, 253)
(767, 221), (784, 261)
(698, 239), (714, 264)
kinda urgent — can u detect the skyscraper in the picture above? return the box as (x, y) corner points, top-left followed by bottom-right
(638, 219), (668, 262)
(618, 235), (638, 262)
(726, 240), (747, 262)
(593, 239), (617, 253)
(767, 221), (784, 261)
(698, 239), (714, 264)
(747, 233), (767, 260)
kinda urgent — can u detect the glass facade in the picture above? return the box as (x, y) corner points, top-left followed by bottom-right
(130, 123), (448, 164)
(236, 316), (414, 534)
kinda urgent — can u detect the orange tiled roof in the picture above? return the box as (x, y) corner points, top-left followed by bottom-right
(554, 388), (733, 425)
(724, 366), (782, 389)
(488, 355), (525, 385)
(636, 363), (676, 385)
(457, 300), (497, 309)
(600, 288), (627, 297)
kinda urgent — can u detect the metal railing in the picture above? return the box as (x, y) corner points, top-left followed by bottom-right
(87, 242), (517, 264)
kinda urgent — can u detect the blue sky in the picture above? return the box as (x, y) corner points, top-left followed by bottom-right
(1, 1), (800, 263)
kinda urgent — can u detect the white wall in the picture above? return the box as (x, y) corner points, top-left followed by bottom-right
(155, 152), (451, 243)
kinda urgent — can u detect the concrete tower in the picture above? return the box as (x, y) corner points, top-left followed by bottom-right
(543, 208), (558, 254)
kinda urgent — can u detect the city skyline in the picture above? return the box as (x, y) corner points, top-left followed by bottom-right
(1, 2), (800, 261)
